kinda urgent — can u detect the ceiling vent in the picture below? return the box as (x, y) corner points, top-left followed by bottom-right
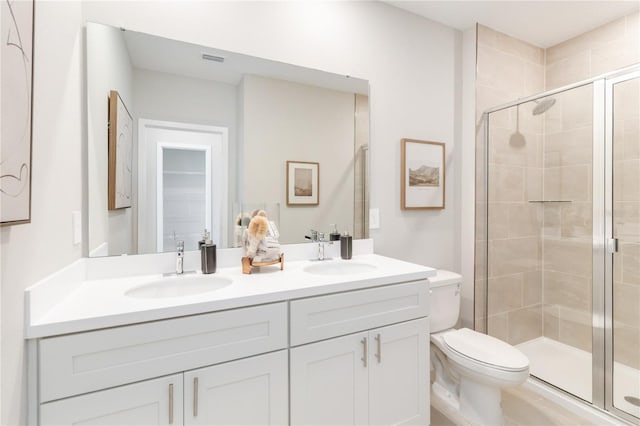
(202, 53), (225, 63)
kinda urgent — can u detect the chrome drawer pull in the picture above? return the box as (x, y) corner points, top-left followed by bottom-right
(194, 377), (199, 417)
(361, 337), (368, 367)
(169, 383), (174, 424)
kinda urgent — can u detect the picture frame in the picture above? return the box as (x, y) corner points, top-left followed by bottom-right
(108, 90), (133, 210)
(401, 138), (445, 210)
(286, 161), (319, 206)
(1, 0), (34, 225)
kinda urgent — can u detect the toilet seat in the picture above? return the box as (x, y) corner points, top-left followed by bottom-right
(440, 328), (529, 372)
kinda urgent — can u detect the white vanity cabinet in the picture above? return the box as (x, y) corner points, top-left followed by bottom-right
(184, 350), (288, 425)
(291, 331), (369, 425)
(39, 351), (289, 426)
(289, 282), (430, 426)
(290, 319), (429, 426)
(34, 302), (289, 426)
(29, 268), (431, 426)
(368, 318), (430, 425)
(40, 374), (184, 426)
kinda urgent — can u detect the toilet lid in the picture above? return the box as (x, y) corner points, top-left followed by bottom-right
(442, 328), (529, 371)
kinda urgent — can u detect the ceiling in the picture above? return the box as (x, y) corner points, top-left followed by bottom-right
(383, 1), (640, 48)
(122, 27), (369, 93)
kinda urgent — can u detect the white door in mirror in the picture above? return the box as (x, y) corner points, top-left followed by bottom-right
(138, 119), (229, 254)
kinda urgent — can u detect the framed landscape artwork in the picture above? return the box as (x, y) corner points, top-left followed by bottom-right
(401, 139), (445, 210)
(286, 161), (319, 206)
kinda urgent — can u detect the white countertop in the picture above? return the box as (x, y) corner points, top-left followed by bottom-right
(25, 251), (435, 338)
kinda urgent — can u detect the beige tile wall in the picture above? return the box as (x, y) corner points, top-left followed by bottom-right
(544, 12), (639, 368)
(540, 84), (594, 353)
(476, 12), (639, 360)
(546, 12), (640, 89)
(475, 24), (546, 344)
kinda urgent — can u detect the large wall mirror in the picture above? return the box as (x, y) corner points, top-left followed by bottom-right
(87, 22), (370, 257)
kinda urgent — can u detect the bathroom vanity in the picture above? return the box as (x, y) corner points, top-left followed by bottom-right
(25, 243), (433, 426)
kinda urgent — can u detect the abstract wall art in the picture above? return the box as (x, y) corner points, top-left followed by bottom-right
(1, 0), (35, 225)
(108, 90), (133, 210)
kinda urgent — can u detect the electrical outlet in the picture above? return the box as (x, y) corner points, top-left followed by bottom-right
(369, 208), (380, 229)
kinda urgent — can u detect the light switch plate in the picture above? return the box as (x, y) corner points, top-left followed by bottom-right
(369, 208), (380, 229)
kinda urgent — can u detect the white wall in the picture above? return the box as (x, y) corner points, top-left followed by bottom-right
(0, 2), (462, 424)
(86, 22), (134, 256)
(133, 69), (237, 142)
(1, 2), (84, 424)
(242, 75), (355, 243)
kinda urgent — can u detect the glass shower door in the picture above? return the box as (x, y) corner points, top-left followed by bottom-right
(479, 66), (640, 422)
(610, 72), (640, 421)
(483, 83), (596, 404)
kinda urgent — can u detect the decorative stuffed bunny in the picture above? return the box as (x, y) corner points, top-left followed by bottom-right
(243, 210), (281, 262)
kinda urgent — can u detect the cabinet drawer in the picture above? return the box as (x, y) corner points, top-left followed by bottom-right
(290, 281), (428, 346)
(40, 374), (183, 426)
(39, 302), (287, 402)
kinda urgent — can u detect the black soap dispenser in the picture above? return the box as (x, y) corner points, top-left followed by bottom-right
(340, 231), (352, 260)
(329, 224), (341, 242)
(198, 229), (209, 250)
(200, 231), (217, 274)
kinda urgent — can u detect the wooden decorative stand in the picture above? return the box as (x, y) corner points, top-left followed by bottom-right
(242, 254), (284, 274)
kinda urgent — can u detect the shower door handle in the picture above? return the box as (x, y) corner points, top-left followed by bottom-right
(607, 238), (619, 254)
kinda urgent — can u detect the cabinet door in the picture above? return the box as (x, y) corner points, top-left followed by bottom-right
(369, 318), (429, 426)
(184, 350), (288, 426)
(40, 374), (183, 426)
(290, 332), (369, 425)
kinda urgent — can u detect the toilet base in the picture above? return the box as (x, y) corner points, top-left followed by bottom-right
(431, 379), (504, 426)
(431, 382), (473, 426)
(431, 344), (506, 426)
(459, 376), (503, 425)
(429, 329), (529, 426)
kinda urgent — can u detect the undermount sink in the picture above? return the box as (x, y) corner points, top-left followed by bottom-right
(303, 260), (378, 276)
(125, 275), (233, 299)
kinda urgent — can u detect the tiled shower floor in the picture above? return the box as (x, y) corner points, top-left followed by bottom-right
(517, 336), (640, 419)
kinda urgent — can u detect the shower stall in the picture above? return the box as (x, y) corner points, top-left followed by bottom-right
(476, 64), (640, 423)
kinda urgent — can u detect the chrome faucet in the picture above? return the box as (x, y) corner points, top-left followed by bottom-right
(305, 229), (331, 261)
(176, 240), (184, 275)
(317, 232), (327, 261)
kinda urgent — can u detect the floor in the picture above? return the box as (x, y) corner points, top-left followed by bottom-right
(518, 336), (640, 419)
(431, 385), (600, 426)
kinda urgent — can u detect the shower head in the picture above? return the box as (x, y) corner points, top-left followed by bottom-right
(532, 97), (556, 115)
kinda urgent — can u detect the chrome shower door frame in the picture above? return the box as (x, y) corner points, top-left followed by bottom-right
(604, 66), (640, 424)
(479, 63), (640, 424)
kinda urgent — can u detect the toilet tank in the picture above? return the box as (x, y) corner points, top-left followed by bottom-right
(429, 270), (462, 333)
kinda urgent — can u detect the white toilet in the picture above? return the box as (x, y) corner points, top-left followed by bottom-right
(429, 270), (530, 425)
